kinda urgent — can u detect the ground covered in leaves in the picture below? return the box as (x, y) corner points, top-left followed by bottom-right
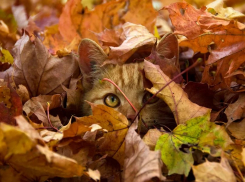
(1, 0), (245, 181)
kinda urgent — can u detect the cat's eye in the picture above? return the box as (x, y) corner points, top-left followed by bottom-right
(143, 92), (159, 104)
(104, 94), (120, 108)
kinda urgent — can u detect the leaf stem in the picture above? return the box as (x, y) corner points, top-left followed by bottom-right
(101, 78), (137, 113)
(46, 102), (60, 132)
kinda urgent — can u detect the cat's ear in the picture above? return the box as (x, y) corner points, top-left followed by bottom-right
(78, 38), (107, 75)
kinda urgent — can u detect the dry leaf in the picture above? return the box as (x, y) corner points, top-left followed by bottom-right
(123, 120), (165, 182)
(13, 34), (80, 97)
(193, 156), (236, 182)
(23, 94), (62, 126)
(107, 22), (156, 65)
(142, 128), (162, 150)
(163, 2), (209, 39)
(206, 0), (245, 19)
(87, 168), (101, 181)
(0, 116), (85, 181)
(0, 80), (22, 125)
(144, 60), (210, 124)
(146, 33), (181, 83)
(122, 0), (158, 33)
(225, 94), (245, 126)
(227, 118), (245, 139)
(63, 103), (129, 166)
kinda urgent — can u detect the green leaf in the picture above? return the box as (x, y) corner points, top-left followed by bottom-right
(155, 111), (233, 176)
(198, 123), (233, 156)
(0, 49), (14, 64)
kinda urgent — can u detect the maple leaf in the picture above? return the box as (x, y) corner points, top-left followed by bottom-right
(63, 103), (129, 166)
(123, 120), (166, 182)
(122, 0), (158, 33)
(59, 0), (158, 45)
(166, 2), (245, 90)
(13, 34), (81, 97)
(156, 112), (233, 176)
(163, 2), (210, 39)
(42, 24), (70, 54)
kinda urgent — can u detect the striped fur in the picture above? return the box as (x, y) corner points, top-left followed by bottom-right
(82, 62), (176, 133)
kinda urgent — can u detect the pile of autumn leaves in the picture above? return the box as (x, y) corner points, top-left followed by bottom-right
(1, 0), (245, 181)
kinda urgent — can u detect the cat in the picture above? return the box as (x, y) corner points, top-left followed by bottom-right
(78, 39), (176, 133)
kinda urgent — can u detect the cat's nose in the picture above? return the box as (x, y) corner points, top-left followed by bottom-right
(127, 114), (136, 123)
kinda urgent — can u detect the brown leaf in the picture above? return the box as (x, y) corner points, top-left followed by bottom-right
(43, 24), (70, 54)
(122, 0), (158, 33)
(13, 34), (80, 97)
(0, 80), (22, 125)
(59, 0), (126, 43)
(179, 16), (245, 90)
(64, 103), (129, 166)
(0, 165), (22, 182)
(144, 60), (210, 124)
(87, 156), (121, 182)
(106, 22), (156, 65)
(184, 82), (216, 109)
(0, 116), (85, 181)
(59, 0), (158, 45)
(163, 2), (209, 39)
(193, 156), (236, 182)
(123, 120), (166, 182)
(142, 129), (162, 150)
(228, 118), (245, 139)
(96, 26), (124, 47)
(23, 94), (62, 126)
(146, 33), (181, 83)
(225, 94), (245, 126)
(15, 84), (30, 104)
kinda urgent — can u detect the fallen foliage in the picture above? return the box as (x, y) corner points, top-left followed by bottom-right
(0, 0), (245, 181)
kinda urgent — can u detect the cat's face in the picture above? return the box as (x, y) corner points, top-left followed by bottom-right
(82, 62), (175, 132)
(79, 39), (175, 133)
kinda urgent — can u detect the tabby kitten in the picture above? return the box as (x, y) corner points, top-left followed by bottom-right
(79, 39), (175, 133)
